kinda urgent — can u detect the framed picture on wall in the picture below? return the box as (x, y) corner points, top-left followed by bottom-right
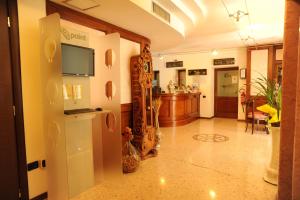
(240, 68), (246, 79)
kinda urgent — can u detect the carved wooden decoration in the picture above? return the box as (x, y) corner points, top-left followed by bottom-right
(106, 112), (116, 132)
(105, 81), (113, 100)
(105, 49), (113, 68)
(130, 44), (157, 160)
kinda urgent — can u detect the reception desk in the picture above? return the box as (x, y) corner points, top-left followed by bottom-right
(155, 92), (200, 127)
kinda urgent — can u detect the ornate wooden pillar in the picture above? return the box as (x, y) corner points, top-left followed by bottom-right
(278, 1), (300, 200)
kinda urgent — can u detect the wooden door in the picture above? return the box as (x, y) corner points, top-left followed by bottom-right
(190, 94), (199, 117)
(214, 67), (239, 118)
(0, 0), (21, 199)
(177, 69), (186, 87)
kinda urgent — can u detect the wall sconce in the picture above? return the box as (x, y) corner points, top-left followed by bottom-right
(105, 49), (116, 69)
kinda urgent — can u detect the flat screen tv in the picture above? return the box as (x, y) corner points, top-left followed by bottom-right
(61, 43), (95, 76)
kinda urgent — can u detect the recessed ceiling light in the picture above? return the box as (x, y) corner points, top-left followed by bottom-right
(212, 50), (218, 56)
(63, 0), (100, 11)
(209, 190), (216, 199)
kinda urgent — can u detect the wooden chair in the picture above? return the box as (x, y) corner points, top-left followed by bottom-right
(245, 98), (269, 134)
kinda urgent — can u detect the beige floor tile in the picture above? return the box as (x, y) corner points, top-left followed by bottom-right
(71, 118), (277, 200)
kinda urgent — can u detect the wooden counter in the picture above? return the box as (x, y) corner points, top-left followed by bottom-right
(154, 92), (200, 127)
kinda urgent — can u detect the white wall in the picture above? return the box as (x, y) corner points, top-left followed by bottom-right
(153, 48), (247, 119)
(120, 38), (140, 104)
(18, 0), (47, 198)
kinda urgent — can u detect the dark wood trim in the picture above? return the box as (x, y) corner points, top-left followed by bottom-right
(30, 192), (48, 200)
(200, 116), (214, 119)
(7, 0), (29, 199)
(246, 44), (283, 98)
(121, 103), (133, 134)
(247, 43), (283, 50)
(177, 69), (186, 86)
(121, 103), (132, 112)
(246, 48), (251, 99)
(46, 0), (150, 50)
(278, 2), (300, 199)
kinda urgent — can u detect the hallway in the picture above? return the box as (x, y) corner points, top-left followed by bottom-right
(72, 118), (277, 200)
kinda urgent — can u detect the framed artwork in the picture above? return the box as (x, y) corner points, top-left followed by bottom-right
(240, 68), (246, 79)
(166, 61), (183, 68)
(188, 69), (207, 75)
(213, 58), (235, 65)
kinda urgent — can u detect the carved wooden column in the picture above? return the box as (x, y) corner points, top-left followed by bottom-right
(278, 1), (300, 200)
(130, 45), (157, 160)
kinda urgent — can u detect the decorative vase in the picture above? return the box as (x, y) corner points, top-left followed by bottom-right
(122, 127), (140, 173)
(153, 97), (161, 149)
(122, 141), (140, 173)
(264, 126), (280, 185)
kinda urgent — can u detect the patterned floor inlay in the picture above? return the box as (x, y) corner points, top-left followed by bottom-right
(192, 134), (229, 142)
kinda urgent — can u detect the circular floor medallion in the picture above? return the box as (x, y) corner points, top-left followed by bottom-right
(192, 134), (229, 142)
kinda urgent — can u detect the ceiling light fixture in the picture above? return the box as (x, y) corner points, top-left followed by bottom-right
(221, 0), (258, 46)
(229, 10), (248, 22)
(171, 0), (197, 24)
(241, 35), (255, 42)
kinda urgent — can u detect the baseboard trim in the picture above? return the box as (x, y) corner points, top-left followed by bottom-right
(200, 116), (214, 119)
(31, 192), (47, 200)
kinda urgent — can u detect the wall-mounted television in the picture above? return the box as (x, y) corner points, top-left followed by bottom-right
(61, 43), (95, 76)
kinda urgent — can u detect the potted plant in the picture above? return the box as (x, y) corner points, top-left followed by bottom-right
(252, 75), (281, 185)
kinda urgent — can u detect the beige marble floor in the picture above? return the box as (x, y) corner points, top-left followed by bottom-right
(72, 118), (277, 200)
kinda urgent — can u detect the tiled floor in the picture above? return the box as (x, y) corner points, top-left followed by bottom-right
(72, 118), (277, 200)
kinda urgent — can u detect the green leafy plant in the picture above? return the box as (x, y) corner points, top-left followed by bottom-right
(251, 74), (282, 126)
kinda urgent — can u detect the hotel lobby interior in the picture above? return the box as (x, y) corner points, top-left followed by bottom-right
(1, 0), (300, 200)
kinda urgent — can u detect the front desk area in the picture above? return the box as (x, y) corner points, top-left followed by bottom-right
(156, 93), (200, 127)
(10, 0), (299, 200)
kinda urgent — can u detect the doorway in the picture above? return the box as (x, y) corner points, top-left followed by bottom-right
(177, 69), (186, 87)
(0, 0), (28, 199)
(214, 67), (239, 118)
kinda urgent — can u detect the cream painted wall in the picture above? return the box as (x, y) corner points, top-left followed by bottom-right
(18, 0), (47, 198)
(250, 49), (269, 96)
(120, 38), (140, 104)
(153, 48), (247, 119)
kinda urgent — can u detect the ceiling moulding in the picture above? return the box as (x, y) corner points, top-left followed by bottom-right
(63, 0), (100, 11)
(170, 0), (196, 24)
(152, 47), (248, 57)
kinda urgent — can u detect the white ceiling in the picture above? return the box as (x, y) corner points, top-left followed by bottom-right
(51, 0), (285, 54)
